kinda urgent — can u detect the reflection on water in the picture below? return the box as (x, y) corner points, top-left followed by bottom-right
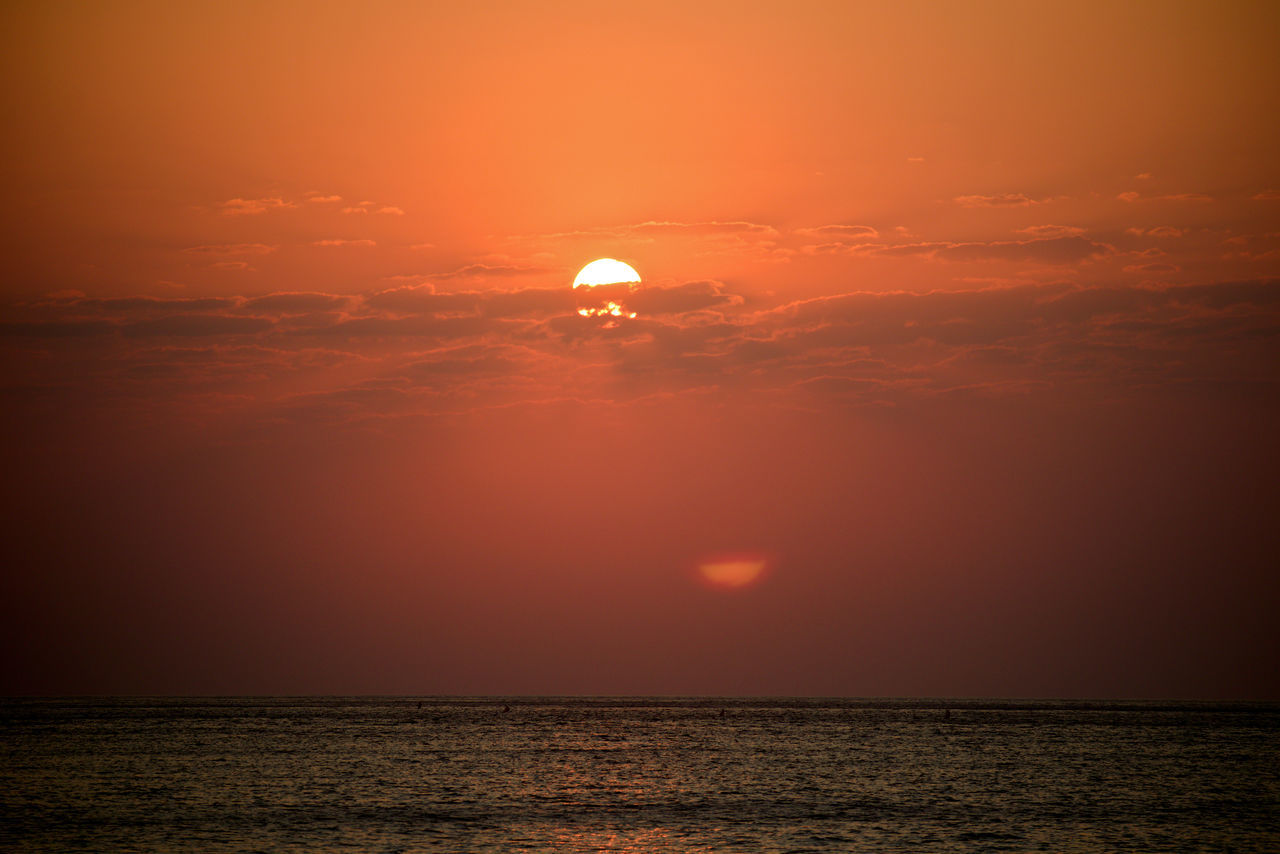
(549, 827), (714, 854)
(2, 697), (1278, 852)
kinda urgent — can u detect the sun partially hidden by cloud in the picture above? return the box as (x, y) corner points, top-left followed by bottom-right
(573, 259), (641, 321)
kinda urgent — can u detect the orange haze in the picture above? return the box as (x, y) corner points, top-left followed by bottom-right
(1, 1), (1278, 698)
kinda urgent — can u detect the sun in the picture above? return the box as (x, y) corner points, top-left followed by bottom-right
(573, 258), (641, 288)
(574, 258), (640, 320)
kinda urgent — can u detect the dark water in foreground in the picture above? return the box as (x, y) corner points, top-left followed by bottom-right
(2, 697), (1278, 853)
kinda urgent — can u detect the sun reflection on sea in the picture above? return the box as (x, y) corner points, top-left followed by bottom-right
(549, 826), (717, 853)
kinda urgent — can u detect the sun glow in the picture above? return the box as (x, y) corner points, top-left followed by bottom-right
(572, 258), (641, 288)
(697, 555), (769, 590)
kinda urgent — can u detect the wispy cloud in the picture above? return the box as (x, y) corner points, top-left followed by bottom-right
(795, 225), (879, 240)
(1123, 262), (1180, 274)
(430, 263), (553, 279)
(1119, 192), (1213, 204)
(313, 239), (377, 247)
(852, 236), (1114, 264)
(1125, 226), (1185, 238)
(182, 243), (278, 256)
(1015, 225), (1085, 238)
(219, 197), (296, 216)
(3, 278), (1276, 420)
(954, 193), (1043, 208)
(340, 201), (404, 215)
(523, 220), (779, 241)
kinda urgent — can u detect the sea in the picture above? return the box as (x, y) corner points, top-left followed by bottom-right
(2, 697), (1278, 853)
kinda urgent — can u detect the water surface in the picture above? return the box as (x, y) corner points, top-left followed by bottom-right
(3, 697), (1278, 852)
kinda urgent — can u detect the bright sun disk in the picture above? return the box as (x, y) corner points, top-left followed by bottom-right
(573, 258), (641, 288)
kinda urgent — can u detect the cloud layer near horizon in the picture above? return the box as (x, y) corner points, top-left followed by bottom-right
(3, 277), (1275, 432)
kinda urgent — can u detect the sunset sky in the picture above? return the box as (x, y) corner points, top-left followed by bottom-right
(2, 1), (1278, 698)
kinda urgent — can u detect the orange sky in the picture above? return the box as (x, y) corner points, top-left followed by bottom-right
(2, 1), (1278, 697)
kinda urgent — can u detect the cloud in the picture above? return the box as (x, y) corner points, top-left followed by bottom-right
(1119, 192), (1213, 204)
(427, 263), (555, 280)
(306, 194), (343, 203)
(795, 225), (884, 256)
(1252, 190), (1280, 201)
(795, 225), (879, 240)
(508, 220), (786, 265)
(0, 319), (116, 338)
(481, 288), (576, 318)
(800, 242), (870, 256)
(313, 239), (377, 247)
(364, 284), (480, 314)
(627, 221), (778, 238)
(1015, 225), (1085, 238)
(219, 197), (296, 216)
(310, 314), (495, 340)
(339, 201), (404, 215)
(940, 236), (1113, 264)
(954, 193), (1042, 207)
(761, 284), (1051, 339)
(242, 293), (353, 312)
(123, 314), (275, 337)
(1123, 263), (1180, 274)
(365, 283), (572, 318)
(524, 220), (779, 242)
(1126, 226), (1185, 238)
(4, 277), (1275, 422)
(182, 244), (278, 256)
(1172, 279), (1280, 309)
(71, 296), (242, 312)
(403, 345), (536, 384)
(860, 236), (1114, 264)
(753, 280), (1280, 380)
(627, 281), (743, 315)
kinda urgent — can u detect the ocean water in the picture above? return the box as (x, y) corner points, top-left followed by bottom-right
(2, 697), (1278, 852)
